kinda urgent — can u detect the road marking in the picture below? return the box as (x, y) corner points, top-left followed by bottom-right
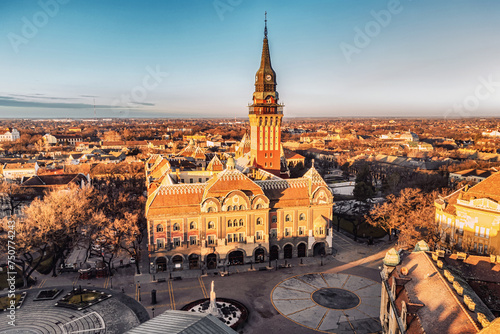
(168, 280), (176, 310)
(103, 276), (109, 289)
(198, 276), (208, 298)
(38, 279), (47, 288)
(72, 274), (79, 286)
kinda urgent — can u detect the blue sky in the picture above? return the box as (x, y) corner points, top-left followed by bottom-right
(1, 0), (499, 119)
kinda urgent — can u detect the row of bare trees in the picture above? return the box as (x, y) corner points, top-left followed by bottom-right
(0, 175), (145, 287)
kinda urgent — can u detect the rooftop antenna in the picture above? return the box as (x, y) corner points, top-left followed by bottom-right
(264, 11), (268, 38)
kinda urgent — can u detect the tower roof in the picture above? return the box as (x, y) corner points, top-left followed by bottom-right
(254, 12), (277, 92)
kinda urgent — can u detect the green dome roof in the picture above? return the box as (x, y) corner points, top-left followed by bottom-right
(383, 248), (400, 267)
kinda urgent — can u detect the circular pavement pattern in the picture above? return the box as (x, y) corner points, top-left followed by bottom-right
(271, 273), (382, 333)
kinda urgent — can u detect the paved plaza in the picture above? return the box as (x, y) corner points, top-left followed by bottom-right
(1, 231), (392, 333)
(272, 273), (381, 333)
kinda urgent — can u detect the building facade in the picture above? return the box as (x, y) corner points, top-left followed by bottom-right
(0, 128), (20, 142)
(145, 18), (334, 272)
(435, 172), (500, 255)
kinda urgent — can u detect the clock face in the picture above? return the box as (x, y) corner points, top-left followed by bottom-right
(266, 74), (272, 81)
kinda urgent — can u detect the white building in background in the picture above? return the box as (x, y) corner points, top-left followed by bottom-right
(0, 128), (20, 142)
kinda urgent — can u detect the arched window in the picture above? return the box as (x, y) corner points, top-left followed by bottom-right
(173, 223), (180, 231)
(156, 224), (164, 232)
(227, 220), (233, 228)
(189, 221), (196, 230)
(299, 213), (306, 221)
(239, 219), (244, 226)
(256, 204), (262, 209)
(207, 207), (214, 213)
(285, 214), (291, 222)
(227, 206), (232, 211)
(256, 218), (262, 225)
(239, 205), (245, 211)
(233, 205), (238, 211)
(208, 221), (215, 229)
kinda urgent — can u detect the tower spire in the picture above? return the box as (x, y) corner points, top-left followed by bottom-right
(264, 11), (267, 38)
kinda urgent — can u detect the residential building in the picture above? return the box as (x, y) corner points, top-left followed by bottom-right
(435, 172), (500, 255)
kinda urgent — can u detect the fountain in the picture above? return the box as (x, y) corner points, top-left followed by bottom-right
(181, 280), (248, 330)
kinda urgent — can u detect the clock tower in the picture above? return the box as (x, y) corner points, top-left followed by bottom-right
(249, 13), (284, 176)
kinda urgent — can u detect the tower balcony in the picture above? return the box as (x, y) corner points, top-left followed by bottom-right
(248, 104), (284, 115)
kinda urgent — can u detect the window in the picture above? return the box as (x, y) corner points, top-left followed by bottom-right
(189, 178), (193, 183)
(189, 236), (197, 245)
(156, 238), (164, 249)
(299, 213), (306, 221)
(233, 205), (238, 211)
(478, 243), (484, 253)
(265, 162), (267, 167)
(256, 231), (263, 240)
(208, 235), (215, 245)
(475, 226), (479, 236)
(227, 220), (233, 228)
(256, 204), (262, 209)
(199, 178), (202, 182)
(298, 226), (305, 236)
(484, 245), (488, 254)
(486, 229), (490, 238)
(173, 237), (181, 247)
(315, 227), (325, 235)
(239, 233), (245, 242)
(207, 207), (214, 213)
(156, 224), (164, 232)
(270, 162), (273, 167)
(227, 234), (233, 243)
(173, 223), (180, 231)
(285, 214), (291, 222)
(270, 153), (273, 158)
(208, 221), (215, 229)
(239, 219), (244, 226)
(239, 205), (245, 210)
(270, 229), (277, 239)
(480, 227), (485, 238)
(189, 221), (196, 230)
(265, 153), (267, 158)
(256, 218), (263, 225)
(272, 216), (277, 223)
(285, 228), (291, 237)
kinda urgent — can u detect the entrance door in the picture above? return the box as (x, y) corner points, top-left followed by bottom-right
(156, 257), (167, 272)
(284, 244), (293, 259)
(255, 248), (265, 263)
(172, 255), (183, 271)
(297, 243), (306, 257)
(206, 253), (217, 270)
(228, 251), (244, 265)
(189, 254), (199, 269)
(313, 242), (325, 256)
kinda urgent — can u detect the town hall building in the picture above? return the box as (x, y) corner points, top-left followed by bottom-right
(145, 17), (334, 272)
